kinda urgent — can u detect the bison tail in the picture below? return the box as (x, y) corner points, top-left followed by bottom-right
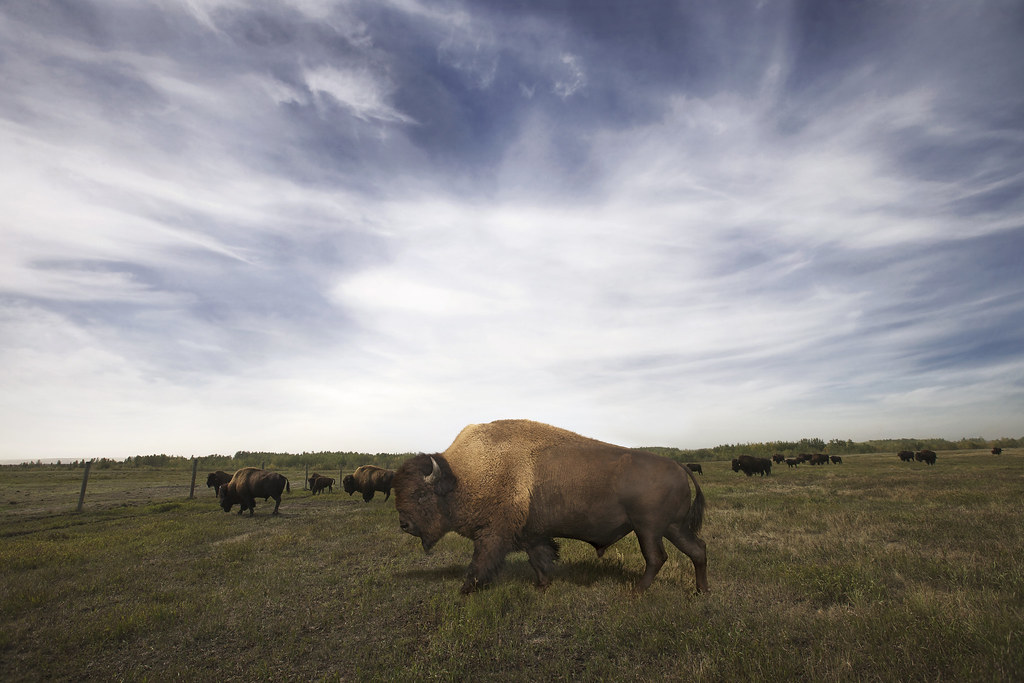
(285, 478), (291, 493)
(680, 463), (705, 534)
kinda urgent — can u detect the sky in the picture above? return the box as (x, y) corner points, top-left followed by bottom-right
(1, 0), (1023, 461)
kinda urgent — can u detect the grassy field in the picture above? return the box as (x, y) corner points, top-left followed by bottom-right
(1, 451), (1022, 681)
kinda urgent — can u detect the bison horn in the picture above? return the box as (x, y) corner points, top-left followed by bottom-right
(424, 457), (441, 485)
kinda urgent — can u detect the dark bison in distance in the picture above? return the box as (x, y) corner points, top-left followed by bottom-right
(219, 467), (290, 515)
(343, 465), (395, 502)
(394, 419), (708, 595)
(915, 450), (937, 465)
(898, 451), (915, 462)
(685, 463), (703, 475)
(785, 458), (800, 468)
(206, 471), (232, 496)
(310, 475), (335, 495)
(732, 455), (772, 476)
(992, 447), (1002, 455)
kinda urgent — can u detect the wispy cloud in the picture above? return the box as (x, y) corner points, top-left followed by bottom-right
(1, 1), (1022, 459)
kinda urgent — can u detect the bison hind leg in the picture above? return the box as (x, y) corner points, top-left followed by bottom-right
(666, 524), (709, 594)
(525, 539), (560, 589)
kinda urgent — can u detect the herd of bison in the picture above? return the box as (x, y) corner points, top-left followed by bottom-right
(197, 418), (1005, 595)
(727, 448), (945, 476)
(205, 464), (393, 516)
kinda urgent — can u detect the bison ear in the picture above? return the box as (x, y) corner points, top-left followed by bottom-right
(424, 456), (456, 496)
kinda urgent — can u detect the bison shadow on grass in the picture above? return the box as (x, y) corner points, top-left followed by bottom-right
(395, 555), (639, 589)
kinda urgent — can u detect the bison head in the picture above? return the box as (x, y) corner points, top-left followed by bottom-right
(393, 454), (456, 553)
(342, 474), (356, 495)
(218, 487), (234, 513)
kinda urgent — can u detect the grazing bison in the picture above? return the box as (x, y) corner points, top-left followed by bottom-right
(915, 450), (937, 465)
(992, 447), (1002, 455)
(732, 455), (772, 476)
(785, 458), (800, 468)
(772, 454), (785, 464)
(830, 456), (843, 464)
(808, 453), (829, 466)
(898, 450), (915, 462)
(685, 463), (703, 475)
(311, 476), (335, 495)
(394, 420), (708, 595)
(343, 465), (395, 502)
(206, 471), (233, 496)
(219, 467), (290, 516)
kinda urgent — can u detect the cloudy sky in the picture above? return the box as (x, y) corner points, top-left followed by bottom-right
(2, 1), (1022, 460)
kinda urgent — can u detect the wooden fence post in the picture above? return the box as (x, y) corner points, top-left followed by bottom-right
(189, 457), (198, 499)
(77, 460), (92, 512)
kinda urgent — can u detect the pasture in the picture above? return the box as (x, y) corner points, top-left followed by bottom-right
(1, 451), (1022, 681)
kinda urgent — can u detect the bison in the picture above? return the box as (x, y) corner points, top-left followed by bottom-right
(685, 463), (703, 475)
(915, 450), (937, 465)
(311, 475), (335, 495)
(218, 467), (290, 515)
(898, 450), (915, 462)
(206, 471), (233, 496)
(830, 456), (843, 464)
(785, 458), (800, 468)
(809, 453), (829, 466)
(772, 454), (785, 464)
(732, 455), (772, 476)
(992, 447), (1002, 455)
(343, 465), (395, 502)
(393, 419), (708, 595)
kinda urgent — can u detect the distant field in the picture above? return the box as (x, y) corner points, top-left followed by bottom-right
(1, 451), (1022, 681)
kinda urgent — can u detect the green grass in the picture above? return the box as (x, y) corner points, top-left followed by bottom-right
(1, 452), (1022, 681)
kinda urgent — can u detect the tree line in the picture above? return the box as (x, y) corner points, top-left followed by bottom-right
(641, 435), (1023, 463)
(5, 435), (1020, 470)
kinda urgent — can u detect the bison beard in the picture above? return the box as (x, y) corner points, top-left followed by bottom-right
(393, 420), (708, 596)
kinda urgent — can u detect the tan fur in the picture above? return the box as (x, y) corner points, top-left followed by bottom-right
(396, 419), (708, 594)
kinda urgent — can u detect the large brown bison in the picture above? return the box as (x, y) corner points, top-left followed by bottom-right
(219, 467), (290, 515)
(915, 450), (937, 465)
(732, 455), (772, 476)
(343, 465), (395, 502)
(393, 420), (708, 595)
(206, 471), (232, 496)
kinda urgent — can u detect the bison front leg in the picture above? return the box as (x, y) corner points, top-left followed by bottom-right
(525, 539), (560, 589)
(461, 535), (509, 594)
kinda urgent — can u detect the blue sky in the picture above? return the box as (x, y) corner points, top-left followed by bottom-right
(1, 0), (1022, 460)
